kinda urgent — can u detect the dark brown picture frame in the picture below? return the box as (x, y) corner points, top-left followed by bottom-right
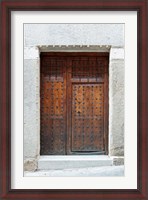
(0, 0), (147, 199)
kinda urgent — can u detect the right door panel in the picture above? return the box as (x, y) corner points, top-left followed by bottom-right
(69, 56), (108, 154)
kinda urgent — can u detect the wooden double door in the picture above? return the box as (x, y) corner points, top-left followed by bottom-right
(40, 52), (109, 155)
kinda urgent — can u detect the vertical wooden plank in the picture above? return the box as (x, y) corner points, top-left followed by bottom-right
(62, 58), (67, 154)
(66, 57), (72, 154)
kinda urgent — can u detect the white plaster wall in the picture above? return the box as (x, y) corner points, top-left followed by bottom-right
(24, 24), (124, 47)
(24, 24), (124, 170)
(109, 48), (124, 156)
(24, 47), (40, 171)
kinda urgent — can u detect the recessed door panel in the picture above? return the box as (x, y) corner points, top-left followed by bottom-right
(72, 83), (104, 152)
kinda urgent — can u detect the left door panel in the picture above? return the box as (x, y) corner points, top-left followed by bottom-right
(40, 56), (66, 155)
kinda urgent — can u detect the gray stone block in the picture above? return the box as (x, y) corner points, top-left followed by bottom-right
(113, 157), (124, 166)
(24, 159), (38, 171)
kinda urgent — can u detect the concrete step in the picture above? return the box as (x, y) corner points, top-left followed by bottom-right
(38, 155), (113, 170)
(25, 165), (124, 177)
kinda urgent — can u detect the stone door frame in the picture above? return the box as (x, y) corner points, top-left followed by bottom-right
(24, 45), (124, 171)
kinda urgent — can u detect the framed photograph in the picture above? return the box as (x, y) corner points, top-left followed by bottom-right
(0, 0), (147, 199)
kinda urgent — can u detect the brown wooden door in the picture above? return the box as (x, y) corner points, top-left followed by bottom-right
(40, 53), (108, 155)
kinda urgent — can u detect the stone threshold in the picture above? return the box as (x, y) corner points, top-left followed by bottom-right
(38, 155), (113, 170)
